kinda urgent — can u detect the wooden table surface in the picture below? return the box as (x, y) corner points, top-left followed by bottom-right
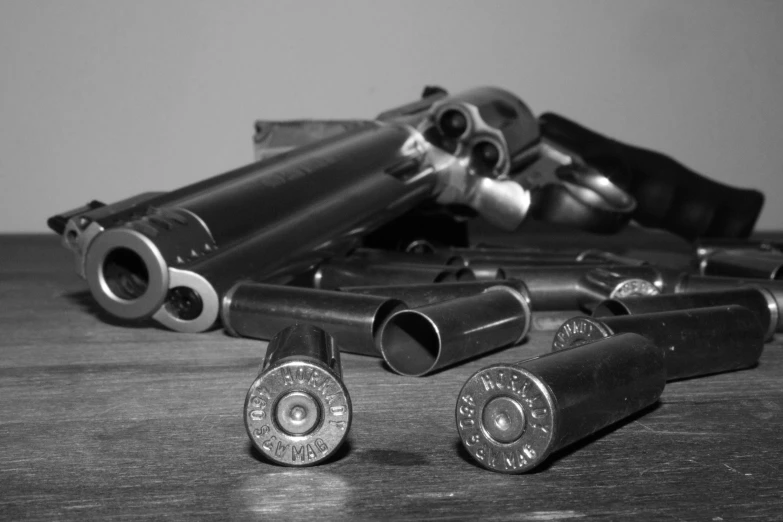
(2, 235), (782, 520)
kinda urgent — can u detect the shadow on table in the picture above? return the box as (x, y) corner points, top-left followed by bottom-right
(453, 402), (661, 473)
(62, 290), (171, 331)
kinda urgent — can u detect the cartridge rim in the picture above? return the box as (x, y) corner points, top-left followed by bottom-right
(551, 316), (612, 351)
(379, 309), (441, 376)
(245, 360), (351, 467)
(456, 364), (556, 474)
(607, 278), (660, 299)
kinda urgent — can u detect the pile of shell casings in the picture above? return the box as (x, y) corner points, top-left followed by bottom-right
(225, 237), (781, 470)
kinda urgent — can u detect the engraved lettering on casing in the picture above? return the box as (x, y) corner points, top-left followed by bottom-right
(274, 441), (289, 458)
(315, 439), (329, 453)
(330, 406), (346, 415)
(281, 367), (294, 386)
(330, 420), (348, 431)
(292, 445), (305, 463)
(552, 317), (604, 351)
(254, 386), (271, 399)
(253, 425), (270, 438)
(249, 409), (266, 421)
(261, 436), (276, 452)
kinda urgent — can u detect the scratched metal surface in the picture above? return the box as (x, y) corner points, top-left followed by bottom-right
(1, 235), (782, 520)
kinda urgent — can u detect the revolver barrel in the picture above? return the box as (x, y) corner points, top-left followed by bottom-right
(80, 123), (439, 332)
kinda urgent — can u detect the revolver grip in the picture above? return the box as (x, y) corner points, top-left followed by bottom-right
(539, 112), (765, 240)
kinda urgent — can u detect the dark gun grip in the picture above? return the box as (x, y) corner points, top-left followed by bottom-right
(539, 112), (765, 239)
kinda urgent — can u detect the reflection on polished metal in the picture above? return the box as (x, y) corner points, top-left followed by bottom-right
(222, 283), (406, 356)
(339, 279), (530, 308)
(592, 287), (778, 341)
(700, 250), (783, 280)
(245, 324), (351, 466)
(675, 274), (783, 332)
(491, 265), (664, 310)
(456, 333), (665, 474)
(553, 306), (765, 380)
(312, 261), (476, 290)
(379, 286), (531, 376)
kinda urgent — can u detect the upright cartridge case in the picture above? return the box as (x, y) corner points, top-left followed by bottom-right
(245, 324), (352, 466)
(553, 305), (764, 380)
(312, 261), (476, 290)
(379, 286), (531, 376)
(339, 279), (529, 308)
(222, 283), (406, 356)
(676, 274), (783, 332)
(592, 287), (778, 341)
(456, 333), (665, 473)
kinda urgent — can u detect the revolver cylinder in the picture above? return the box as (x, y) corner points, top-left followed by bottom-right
(553, 305), (764, 380)
(245, 324), (351, 466)
(593, 287), (778, 341)
(222, 283), (406, 357)
(456, 333), (665, 473)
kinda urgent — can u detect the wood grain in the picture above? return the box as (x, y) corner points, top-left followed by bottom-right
(1, 235), (782, 520)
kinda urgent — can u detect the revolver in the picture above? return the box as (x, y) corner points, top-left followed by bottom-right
(48, 86), (559, 333)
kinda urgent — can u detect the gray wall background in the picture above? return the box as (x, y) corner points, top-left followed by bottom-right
(1, 0), (782, 232)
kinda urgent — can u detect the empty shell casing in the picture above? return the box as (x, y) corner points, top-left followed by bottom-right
(676, 274), (783, 332)
(456, 333), (665, 474)
(339, 279), (530, 308)
(700, 250), (783, 279)
(553, 305), (764, 380)
(222, 282), (405, 356)
(493, 265), (663, 310)
(312, 260), (476, 289)
(379, 286), (531, 376)
(245, 324), (352, 466)
(592, 287), (779, 341)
